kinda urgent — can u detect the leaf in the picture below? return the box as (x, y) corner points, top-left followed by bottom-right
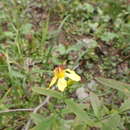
(10, 70), (25, 78)
(65, 99), (94, 126)
(32, 87), (63, 99)
(101, 113), (121, 130)
(55, 44), (66, 55)
(66, 40), (85, 53)
(31, 115), (65, 130)
(31, 113), (46, 125)
(90, 92), (101, 118)
(61, 103), (87, 116)
(101, 32), (118, 42)
(84, 3), (94, 13)
(73, 123), (88, 130)
(20, 23), (33, 34)
(4, 31), (14, 38)
(120, 98), (130, 112)
(31, 115), (56, 130)
(96, 77), (130, 95)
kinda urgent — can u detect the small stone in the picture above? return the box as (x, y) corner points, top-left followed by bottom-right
(76, 87), (89, 100)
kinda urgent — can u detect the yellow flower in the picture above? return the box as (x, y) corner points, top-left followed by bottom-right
(49, 66), (81, 92)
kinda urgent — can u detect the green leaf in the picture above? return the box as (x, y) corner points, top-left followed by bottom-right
(120, 98), (130, 112)
(10, 70), (25, 78)
(55, 44), (66, 55)
(90, 92), (101, 118)
(61, 104), (87, 116)
(73, 123), (88, 130)
(32, 87), (63, 99)
(100, 32), (118, 42)
(31, 115), (65, 130)
(65, 99), (94, 126)
(101, 113), (121, 130)
(31, 113), (46, 125)
(4, 31), (14, 38)
(20, 23), (33, 34)
(96, 77), (130, 95)
(66, 40), (84, 53)
(31, 115), (56, 130)
(84, 3), (94, 13)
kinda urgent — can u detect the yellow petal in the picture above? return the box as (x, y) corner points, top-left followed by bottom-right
(49, 76), (57, 88)
(57, 78), (67, 92)
(65, 69), (81, 81)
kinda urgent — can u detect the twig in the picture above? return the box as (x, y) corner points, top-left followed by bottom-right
(73, 63), (80, 70)
(23, 96), (50, 130)
(33, 96), (50, 113)
(0, 108), (34, 114)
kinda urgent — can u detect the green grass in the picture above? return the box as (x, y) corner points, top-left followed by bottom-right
(0, 0), (130, 129)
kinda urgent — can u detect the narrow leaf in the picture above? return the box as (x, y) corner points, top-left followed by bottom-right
(90, 92), (101, 118)
(96, 77), (130, 95)
(32, 87), (63, 99)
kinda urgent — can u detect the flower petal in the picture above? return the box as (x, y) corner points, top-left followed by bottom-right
(49, 76), (57, 87)
(57, 78), (67, 92)
(65, 69), (81, 81)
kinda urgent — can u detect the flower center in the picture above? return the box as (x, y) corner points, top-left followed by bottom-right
(54, 67), (65, 78)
